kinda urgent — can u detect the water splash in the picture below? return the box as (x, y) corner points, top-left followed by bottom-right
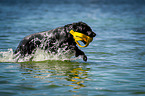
(0, 48), (80, 62)
(0, 49), (15, 62)
(0, 30), (82, 62)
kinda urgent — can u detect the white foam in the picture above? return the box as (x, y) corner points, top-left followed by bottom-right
(0, 48), (16, 62)
(0, 48), (80, 63)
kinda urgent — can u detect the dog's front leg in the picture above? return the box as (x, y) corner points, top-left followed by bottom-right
(75, 47), (87, 61)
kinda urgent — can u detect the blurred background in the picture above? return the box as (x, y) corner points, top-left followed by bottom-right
(0, 0), (145, 96)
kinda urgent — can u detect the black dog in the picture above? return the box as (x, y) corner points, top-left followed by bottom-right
(14, 22), (96, 61)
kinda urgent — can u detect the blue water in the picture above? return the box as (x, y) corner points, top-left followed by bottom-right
(0, 0), (145, 95)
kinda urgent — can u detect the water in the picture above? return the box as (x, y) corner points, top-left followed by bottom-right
(0, 0), (145, 95)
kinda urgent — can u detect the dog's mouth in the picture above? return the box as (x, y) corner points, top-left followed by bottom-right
(69, 30), (93, 47)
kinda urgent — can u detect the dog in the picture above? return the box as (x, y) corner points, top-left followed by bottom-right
(14, 22), (96, 61)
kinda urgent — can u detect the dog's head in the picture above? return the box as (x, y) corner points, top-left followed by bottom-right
(66, 22), (96, 47)
(71, 22), (96, 38)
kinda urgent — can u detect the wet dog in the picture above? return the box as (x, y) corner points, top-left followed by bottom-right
(14, 22), (96, 61)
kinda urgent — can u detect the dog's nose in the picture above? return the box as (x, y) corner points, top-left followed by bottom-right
(92, 32), (96, 37)
(90, 32), (96, 37)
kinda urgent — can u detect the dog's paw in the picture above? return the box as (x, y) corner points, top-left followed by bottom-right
(75, 49), (87, 61)
(82, 55), (87, 61)
(75, 53), (87, 61)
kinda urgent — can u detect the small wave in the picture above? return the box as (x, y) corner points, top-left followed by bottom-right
(0, 48), (15, 62)
(0, 48), (80, 63)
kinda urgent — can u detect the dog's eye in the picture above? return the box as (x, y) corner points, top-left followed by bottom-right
(84, 26), (92, 31)
(87, 31), (92, 36)
(87, 31), (96, 37)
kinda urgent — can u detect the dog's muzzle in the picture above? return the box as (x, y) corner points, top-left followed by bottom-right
(69, 30), (93, 47)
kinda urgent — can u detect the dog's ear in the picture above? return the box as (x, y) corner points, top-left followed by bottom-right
(72, 24), (77, 31)
(72, 22), (82, 32)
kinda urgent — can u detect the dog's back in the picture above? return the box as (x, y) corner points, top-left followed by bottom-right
(14, 26), (74, 58)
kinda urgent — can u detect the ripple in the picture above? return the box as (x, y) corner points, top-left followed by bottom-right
(0, 0), (145, 95)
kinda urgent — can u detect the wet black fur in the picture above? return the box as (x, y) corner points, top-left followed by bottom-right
(14, 22), (96, 61)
